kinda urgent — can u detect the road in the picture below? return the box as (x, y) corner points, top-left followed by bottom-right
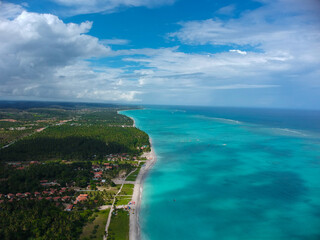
(103, 168), (137, 240)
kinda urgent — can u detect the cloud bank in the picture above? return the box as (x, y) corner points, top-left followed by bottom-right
(0, 8), (139, 102)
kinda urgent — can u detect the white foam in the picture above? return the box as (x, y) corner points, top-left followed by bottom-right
(193, 115), (241, 124)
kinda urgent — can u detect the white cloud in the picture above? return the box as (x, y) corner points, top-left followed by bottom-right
(170, 0), (320, 59)
(166, 0), (320, 95)
(0, 10), (141, 102)
(1, 0), (319, 108)
(229, 49), (247, 55)
(0, 1), (24, 19)
(123, 47), (292, 79)
(51, 0), (175, 15)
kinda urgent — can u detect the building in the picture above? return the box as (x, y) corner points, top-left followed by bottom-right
(75, 194), (88, 204)
(66, 204), (73, 211)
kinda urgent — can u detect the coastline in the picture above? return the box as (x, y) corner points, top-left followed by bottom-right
(118, 110), (156, 240)
(117, 110), (138, 128)
(129, 116), (136, 127)
(130, 141), (156, 240)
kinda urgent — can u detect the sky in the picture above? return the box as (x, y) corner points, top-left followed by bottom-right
(0, 0), (320, 109)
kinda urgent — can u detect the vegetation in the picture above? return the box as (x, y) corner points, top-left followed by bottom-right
(0, 101), (148, 240)
(119, 184), (134, 196)
(0, 125), (149, 161)
(125, 162), (145, 181)
(0, 200), (91, 240)
(107, 210), (130, 240)
(0, 101), (138, 148)
(0, 162), (92, 194)
(115, 196), (132, 206)
(76, 110), (133, 125)
(80, 209), (110, 240)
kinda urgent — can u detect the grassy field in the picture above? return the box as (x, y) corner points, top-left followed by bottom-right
(107, 210), (130, 240)
(125, 162), (146, 181)
(80, 209), (110, 240)
(115, 196), (132, 206)
(125, 168), (140, 181)
(119, 184), (134, 195)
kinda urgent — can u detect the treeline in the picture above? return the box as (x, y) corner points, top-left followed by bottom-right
(0, 200), (90, 240)
(0, 100), (134, 110)
(0, 125), (149, 162)
(77, 110), (133, 125)
(0, 162), (92, 194)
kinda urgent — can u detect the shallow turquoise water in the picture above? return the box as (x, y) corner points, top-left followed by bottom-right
(122, 107), (320, 240)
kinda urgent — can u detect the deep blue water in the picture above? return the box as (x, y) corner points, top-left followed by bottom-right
(121, 107), (320, 240)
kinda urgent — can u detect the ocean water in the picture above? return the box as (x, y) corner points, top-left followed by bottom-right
(122, 107), (320, 240)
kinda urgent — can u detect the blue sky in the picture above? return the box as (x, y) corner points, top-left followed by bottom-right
(0, 0), (320, 109)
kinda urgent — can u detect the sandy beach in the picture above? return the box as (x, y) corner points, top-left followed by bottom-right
(118, 110), (156, 240)
(129, 116), (136, 127)
(117, 110), (136, 127)
(130, 140), (157, 240)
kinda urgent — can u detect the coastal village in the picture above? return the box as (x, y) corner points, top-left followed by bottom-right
(0, 151), (148, 211)
(0, 148), (155, 240)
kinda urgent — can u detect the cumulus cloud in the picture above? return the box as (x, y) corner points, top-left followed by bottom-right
(0, 1), (24, 19)
(51, 0), (176, 15)
(0, 9), (140, 102)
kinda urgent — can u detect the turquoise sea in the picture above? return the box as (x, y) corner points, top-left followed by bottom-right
(122, 107), (320, 240)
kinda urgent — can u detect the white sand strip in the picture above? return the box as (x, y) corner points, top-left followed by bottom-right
(130, 140), (157, 240)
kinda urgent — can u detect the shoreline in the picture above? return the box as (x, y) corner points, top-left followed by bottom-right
(118, 109), (156, 240)
(130, 139), (157, 240)
(129, 116), (136, 127)
(117, 110), (137, 128)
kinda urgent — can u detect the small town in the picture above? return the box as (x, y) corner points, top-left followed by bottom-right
(0, 151), (148, 212)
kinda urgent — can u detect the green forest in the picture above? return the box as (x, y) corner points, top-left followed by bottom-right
(0, 162), (92, 194)
(0, 125), (149, 161)
(0, 200), (91, 240)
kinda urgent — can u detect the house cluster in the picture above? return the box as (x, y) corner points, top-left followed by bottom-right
(136, 145), (149, 150)
(40, 180), (60, 187)
(93, 171), (103, 180)
(8, 126), (28, 131)
(8, 161), (41, 168)
(74, 194), (89, 204)
(0, 187), (74, 205)
(92, 162), (117, 172)
(6, 161), (42, 170)
(91, 163), (113, 182)
(105, 153), (138, 161)
(55, 119), (73, 126)
(66, 193), (89, 211)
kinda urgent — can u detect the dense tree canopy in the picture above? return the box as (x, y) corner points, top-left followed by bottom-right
(0, 162), (92, 194)
(0, 125), (149, 161)
(0, 200), (90, 240)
